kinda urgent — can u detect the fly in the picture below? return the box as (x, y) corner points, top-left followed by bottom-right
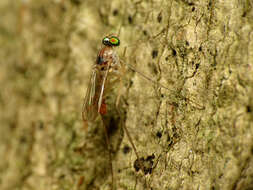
(82, 35), (121, 126)
(82, 35), (123, 190)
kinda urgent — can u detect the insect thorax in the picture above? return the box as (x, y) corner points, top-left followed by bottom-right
(96, 47), (121, 74)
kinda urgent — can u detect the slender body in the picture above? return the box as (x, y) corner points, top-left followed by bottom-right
(82, 35), (122, 189)
(82, 36), (121, 125)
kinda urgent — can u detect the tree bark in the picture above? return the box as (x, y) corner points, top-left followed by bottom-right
(0, 0), (253, 190)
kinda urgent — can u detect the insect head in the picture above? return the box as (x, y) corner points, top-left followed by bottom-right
(102, 36), (120, 47)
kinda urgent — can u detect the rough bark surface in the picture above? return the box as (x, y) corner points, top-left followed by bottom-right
(0, 0), (253, 190)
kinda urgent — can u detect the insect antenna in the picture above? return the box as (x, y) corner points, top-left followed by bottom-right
(123, 61), (205, 110)
(123, 60), (172, 91)
(119, 44), (175, 93)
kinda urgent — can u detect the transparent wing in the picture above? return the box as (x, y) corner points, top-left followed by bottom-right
(97, 64), (110, 113)
(82, 69), (99, 123)
(82, 64), (110, 124)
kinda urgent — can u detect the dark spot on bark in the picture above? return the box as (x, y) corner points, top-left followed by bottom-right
(61, 5), (66, 12)
(128, 15), (133, 24)
(134, 154), (155, 174)
(39, 7), (48, 18)
(172, 102), (179, 107)
(152, 50), (158, 59)
(246, 105), (251, 113)
(122, 145), (131, 154)
(186, 41), (189, 46)
(172, 49), (177, 56)
(9, 121), (17, 129)
(168, 141), (173, 147)
(145, 168), (152, 175)
(134, 158), (144, 172)
(192, 7), (195, 11)
(143, 30), (148, 36)
(112, 9), (118, 16)
(71, 0), (81, 5)
(39, 121), (44, 129)
(195, 63), (200, 69)
(146, 154), (155, 161)
(165, 56), (169, 61)
(20, 136), (27, 143)
(199, 46), (202, 51)
(242, 11), (247, 17)
(156, 131), (162, 138)
(129, 80), (133, 87)
(59, 174), (65, 179)
(167, 135), (171, 142)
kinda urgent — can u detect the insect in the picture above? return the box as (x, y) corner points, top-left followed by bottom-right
(82, 35), (122, 126)
(81, 35), (172, 189)
(82, 35), (128, 189)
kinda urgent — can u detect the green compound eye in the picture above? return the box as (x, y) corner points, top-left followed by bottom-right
(102, 36), (120, 46)
(109, 36), (120, 46)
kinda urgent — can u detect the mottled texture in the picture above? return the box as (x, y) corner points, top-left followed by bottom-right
(0, 0), (253, 190)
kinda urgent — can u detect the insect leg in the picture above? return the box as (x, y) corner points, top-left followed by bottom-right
(114, 83), (144, 173)
(100, 115), (115, 190)
(123, 59), (173, 91)
(115, 63), (127, 108)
